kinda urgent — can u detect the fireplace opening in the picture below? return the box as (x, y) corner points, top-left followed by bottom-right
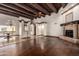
(65, 30), (73, 38)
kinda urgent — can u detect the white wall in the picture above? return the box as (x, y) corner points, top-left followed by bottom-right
(34, 3), (79, 36)
(44, 12), (64, 36)
(62, 4), (79, 21)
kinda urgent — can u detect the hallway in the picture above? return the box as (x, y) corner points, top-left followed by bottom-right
(0, 36), (79, 56)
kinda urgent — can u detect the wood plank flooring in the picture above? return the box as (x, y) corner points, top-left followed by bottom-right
(0, 36), (79, 56)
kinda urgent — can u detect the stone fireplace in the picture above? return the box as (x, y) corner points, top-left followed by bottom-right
(61, 20), (79, 39)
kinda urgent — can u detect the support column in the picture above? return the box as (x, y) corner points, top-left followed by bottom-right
(19, 20), (25, 38)
(34, 24), (36, 36)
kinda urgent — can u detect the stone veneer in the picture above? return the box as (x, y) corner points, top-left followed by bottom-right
(64, 23), (78, 39)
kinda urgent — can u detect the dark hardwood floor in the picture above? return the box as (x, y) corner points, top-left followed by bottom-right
(0, 36), (79, 56)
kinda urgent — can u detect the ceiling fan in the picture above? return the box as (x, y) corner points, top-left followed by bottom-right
(34, 12), (45, 18)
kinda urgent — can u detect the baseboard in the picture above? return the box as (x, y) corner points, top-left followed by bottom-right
(45, 35), (59, 38)
(21, 37), (30, 39)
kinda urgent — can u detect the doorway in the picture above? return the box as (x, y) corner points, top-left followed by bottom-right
(36, 22), (47, 36)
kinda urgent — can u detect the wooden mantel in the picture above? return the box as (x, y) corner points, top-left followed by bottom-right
(60, 20), (79, 26)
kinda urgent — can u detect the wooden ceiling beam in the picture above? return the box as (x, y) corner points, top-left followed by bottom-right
(0, 6), (33, 19)
(0, 9), (33, 19)
(0, 9), (19, 17)
(0, 3), (66, 19)
(0, 3), (35, 17)
(46, 3), (57, 13)
(30, 3), (50, 15)
(61, 3), (67, 8)
(14, 3), (38, 15)
(39, 4), (52, 13)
